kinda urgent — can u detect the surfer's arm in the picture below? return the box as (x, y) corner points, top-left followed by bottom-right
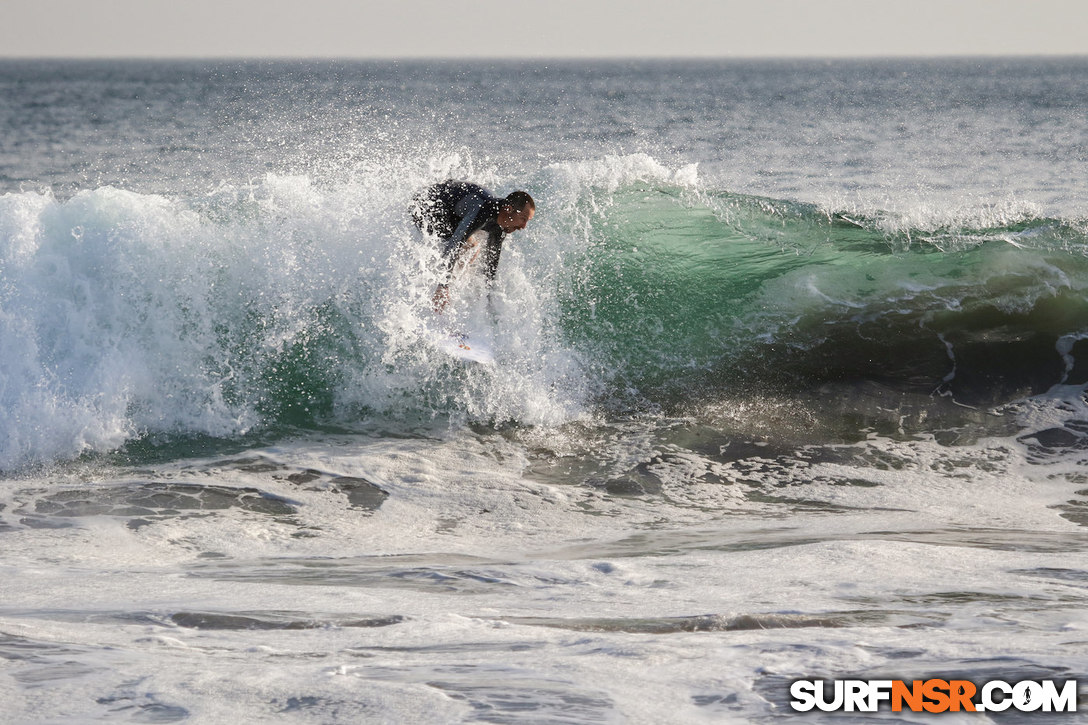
(433, 197), (485, 313)
(481, 232), (504, 284)
(440, 197), (484, 277)
(432, 282), (451, 312)
(482, 233), (506, 320)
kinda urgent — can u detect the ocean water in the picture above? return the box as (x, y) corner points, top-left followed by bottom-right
(2, 58), (1088, 722)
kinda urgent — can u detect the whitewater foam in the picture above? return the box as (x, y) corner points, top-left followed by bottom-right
(6, 57), (1088, 724)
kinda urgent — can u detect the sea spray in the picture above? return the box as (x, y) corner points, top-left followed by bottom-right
(3, 59), (1088, 724)
(4, 157), (1088, 469)
(0, 166), (595, 469)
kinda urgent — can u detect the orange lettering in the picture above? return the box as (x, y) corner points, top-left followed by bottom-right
(892, 680), (924, 712)
(922, 679), (951, 713)
(948, 680), (977, 712)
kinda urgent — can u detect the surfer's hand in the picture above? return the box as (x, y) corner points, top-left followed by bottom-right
(432, 284), (450, 313)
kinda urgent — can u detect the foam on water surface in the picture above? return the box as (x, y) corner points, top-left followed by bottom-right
(4, 58), (1088, 722)
(3, 389), (1088, 721)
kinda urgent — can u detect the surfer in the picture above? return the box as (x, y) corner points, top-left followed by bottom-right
(410, 180), (535, 313)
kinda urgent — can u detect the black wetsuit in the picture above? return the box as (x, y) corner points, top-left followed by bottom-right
(410, 181), (506, 284)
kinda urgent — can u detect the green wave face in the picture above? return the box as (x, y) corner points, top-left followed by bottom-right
(559, 184), (1088, 410)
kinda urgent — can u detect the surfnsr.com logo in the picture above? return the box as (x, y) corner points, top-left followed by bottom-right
(790, 679), (1078, 713)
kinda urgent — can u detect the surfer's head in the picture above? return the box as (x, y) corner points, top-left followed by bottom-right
(497, 191), (535, 233)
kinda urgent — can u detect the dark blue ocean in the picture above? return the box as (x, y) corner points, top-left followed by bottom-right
(2, 58), (1088, 722)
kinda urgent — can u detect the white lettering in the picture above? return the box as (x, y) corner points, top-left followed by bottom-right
(1013, 681), (1044, 712)
(981, 680), (1012, 712)
(815, 680), (844, 712)
(1041, 680), (1078, 712)
(789, 680), (816, 712)
(844, 680), (868, 712)
(791, 677), (1077, 713)
(867, 680), (893, 711)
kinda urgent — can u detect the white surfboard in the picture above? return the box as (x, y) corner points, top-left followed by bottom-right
(437, 332), (495, 365)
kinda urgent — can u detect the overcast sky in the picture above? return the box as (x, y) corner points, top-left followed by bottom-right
(3, 0), (1087, 59)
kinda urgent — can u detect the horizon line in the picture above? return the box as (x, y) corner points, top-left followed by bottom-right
(2, 51), (1087, 62)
